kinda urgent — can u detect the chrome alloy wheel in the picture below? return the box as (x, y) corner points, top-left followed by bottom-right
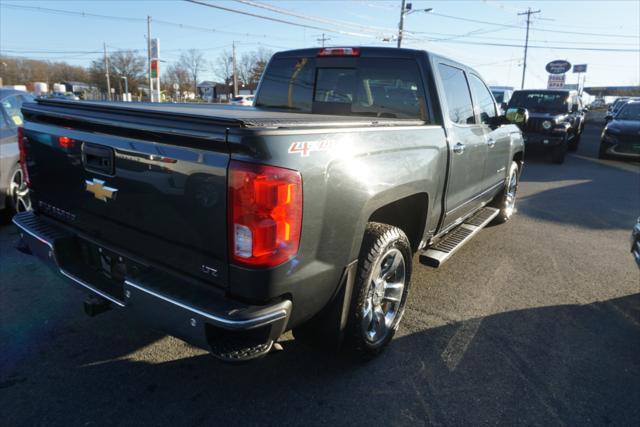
(504, 168), (518, 218)
(9, 167), (31, 212)
(361, 248), (406, 344)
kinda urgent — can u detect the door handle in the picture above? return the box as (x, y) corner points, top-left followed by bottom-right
(487, 138), (496, 147)
(453, 142), (465, 154)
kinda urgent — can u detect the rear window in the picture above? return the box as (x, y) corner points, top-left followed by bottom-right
(255, 57), (427, 120)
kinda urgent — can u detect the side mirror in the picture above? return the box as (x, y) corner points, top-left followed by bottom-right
(506, 107), (529, 126)
(500, 102), (508, 112)
(571, 104), (579, 113)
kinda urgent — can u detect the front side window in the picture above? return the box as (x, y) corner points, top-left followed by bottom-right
(437, 63), (475, 125)
(469, 74), (497, 125)
(616, 102), (640, 120)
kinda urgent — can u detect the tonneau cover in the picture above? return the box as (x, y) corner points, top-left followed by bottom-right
(30, 98), (424, 129)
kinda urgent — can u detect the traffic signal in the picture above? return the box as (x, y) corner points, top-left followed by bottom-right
(151, 60), (158, 78)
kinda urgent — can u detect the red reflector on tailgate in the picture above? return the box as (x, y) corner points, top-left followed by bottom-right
(58, 136), (75, 148)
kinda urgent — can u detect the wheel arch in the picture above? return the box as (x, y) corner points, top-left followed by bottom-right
(367, 192), (429, 253)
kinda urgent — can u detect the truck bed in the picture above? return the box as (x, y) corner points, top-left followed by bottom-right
(30, 99), (425, 130)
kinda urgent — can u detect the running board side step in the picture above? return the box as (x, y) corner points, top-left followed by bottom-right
(420, 207), (499, 268)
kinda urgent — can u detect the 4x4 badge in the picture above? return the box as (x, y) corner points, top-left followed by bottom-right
(86, 178), (118, 202)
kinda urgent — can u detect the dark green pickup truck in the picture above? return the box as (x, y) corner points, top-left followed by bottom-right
(14, 47), (525, 361)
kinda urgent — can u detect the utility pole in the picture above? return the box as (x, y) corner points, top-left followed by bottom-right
(103, 42), (111, 101)
(317, 33), (330, 47)
(518, 8), (540, 89)
(147, 16), (153, 102)
(397, 0), (406, 48)
(397, 1), (432, 48)
(232, 41), (238, 98)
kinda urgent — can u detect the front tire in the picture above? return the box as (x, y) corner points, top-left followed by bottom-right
(551, 137), (567, 164)
(598, 142), (610, 159)
(568, 130), (581, 152)
(492, 161), (519, 224)
(345, 223), (412, 357)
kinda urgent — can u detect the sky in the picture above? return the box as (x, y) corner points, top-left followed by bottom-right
(1, 0), (639, 90)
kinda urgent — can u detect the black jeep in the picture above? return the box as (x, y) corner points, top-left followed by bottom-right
(508, 89), (585, 164)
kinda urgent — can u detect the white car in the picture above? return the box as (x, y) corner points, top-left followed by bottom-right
(1, 89), (33, 213)
(230, 95), (255, 106)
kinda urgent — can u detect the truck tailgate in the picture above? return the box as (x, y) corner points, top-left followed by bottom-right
(22, 102), (230, 287)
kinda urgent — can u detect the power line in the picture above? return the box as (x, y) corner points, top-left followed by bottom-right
(0, 3), (293, 41)
(404, 37), (639, 52)
(233, 0), (396, 36)
(417, 11), (640, 39)
(184, 0), (373, 38)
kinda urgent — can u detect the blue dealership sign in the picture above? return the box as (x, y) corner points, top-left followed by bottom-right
(573, 64), (587, 73)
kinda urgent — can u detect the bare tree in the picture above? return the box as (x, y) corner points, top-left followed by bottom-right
(89, 50), (145, 96)
(178, 49), (207, 94)
(237, 52), (253, 87)
(109, 50), (145, 94)
(213, 50), (233, 84)
(249, 47), (273, 86)
(164, 62), (191, 100)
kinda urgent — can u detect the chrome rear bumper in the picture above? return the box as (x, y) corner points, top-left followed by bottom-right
(13, 211), (291, 361)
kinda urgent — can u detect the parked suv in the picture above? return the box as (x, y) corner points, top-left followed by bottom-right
(508, 89), (585, 163)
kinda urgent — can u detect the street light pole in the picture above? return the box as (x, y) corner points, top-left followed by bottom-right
(397, 0), (406, 48)
(121, 76), (129, 101)
(147, 16), (153, 102)
(397, 2), (433, 48)
(103, 42), (111, 101)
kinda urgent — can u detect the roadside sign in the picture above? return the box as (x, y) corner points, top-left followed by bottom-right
(546, 60), (571, 74)
(547, 74), (566, 89)
(151, 38), (160, 59)
(573, 64), (587, 73)
(151, 59), (158, 78)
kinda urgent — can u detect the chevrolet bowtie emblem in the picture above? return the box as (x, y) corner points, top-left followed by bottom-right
(85, 178), (118, 202)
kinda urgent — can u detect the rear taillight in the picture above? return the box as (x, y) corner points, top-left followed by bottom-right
(17, 126), (30, 187)
(228, 160), (302, 268)
(317, 47), (360, 57)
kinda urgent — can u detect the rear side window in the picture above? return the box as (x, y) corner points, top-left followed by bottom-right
(437, 64), (475, 125)
(1, 94), (25, 127)
(468, 74), (497, 125)
(255, 58), (315, 112)
(256, 57), (427, 120)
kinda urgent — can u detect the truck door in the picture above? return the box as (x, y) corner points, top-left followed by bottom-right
(435, 63), (488, 230)
(468, 73), (511, 191)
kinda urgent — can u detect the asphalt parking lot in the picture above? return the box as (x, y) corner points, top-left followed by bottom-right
(1, 115), (639, 426)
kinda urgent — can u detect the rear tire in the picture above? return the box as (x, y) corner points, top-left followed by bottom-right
(491, 161), (519, 224)
(344, 222), (412, 358)
(7, 163), (31, 214)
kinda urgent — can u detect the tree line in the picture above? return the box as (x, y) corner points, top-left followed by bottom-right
(0, 47), (273, 100)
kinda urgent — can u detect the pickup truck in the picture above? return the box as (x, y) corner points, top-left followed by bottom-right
(14, 47), (525, 362)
